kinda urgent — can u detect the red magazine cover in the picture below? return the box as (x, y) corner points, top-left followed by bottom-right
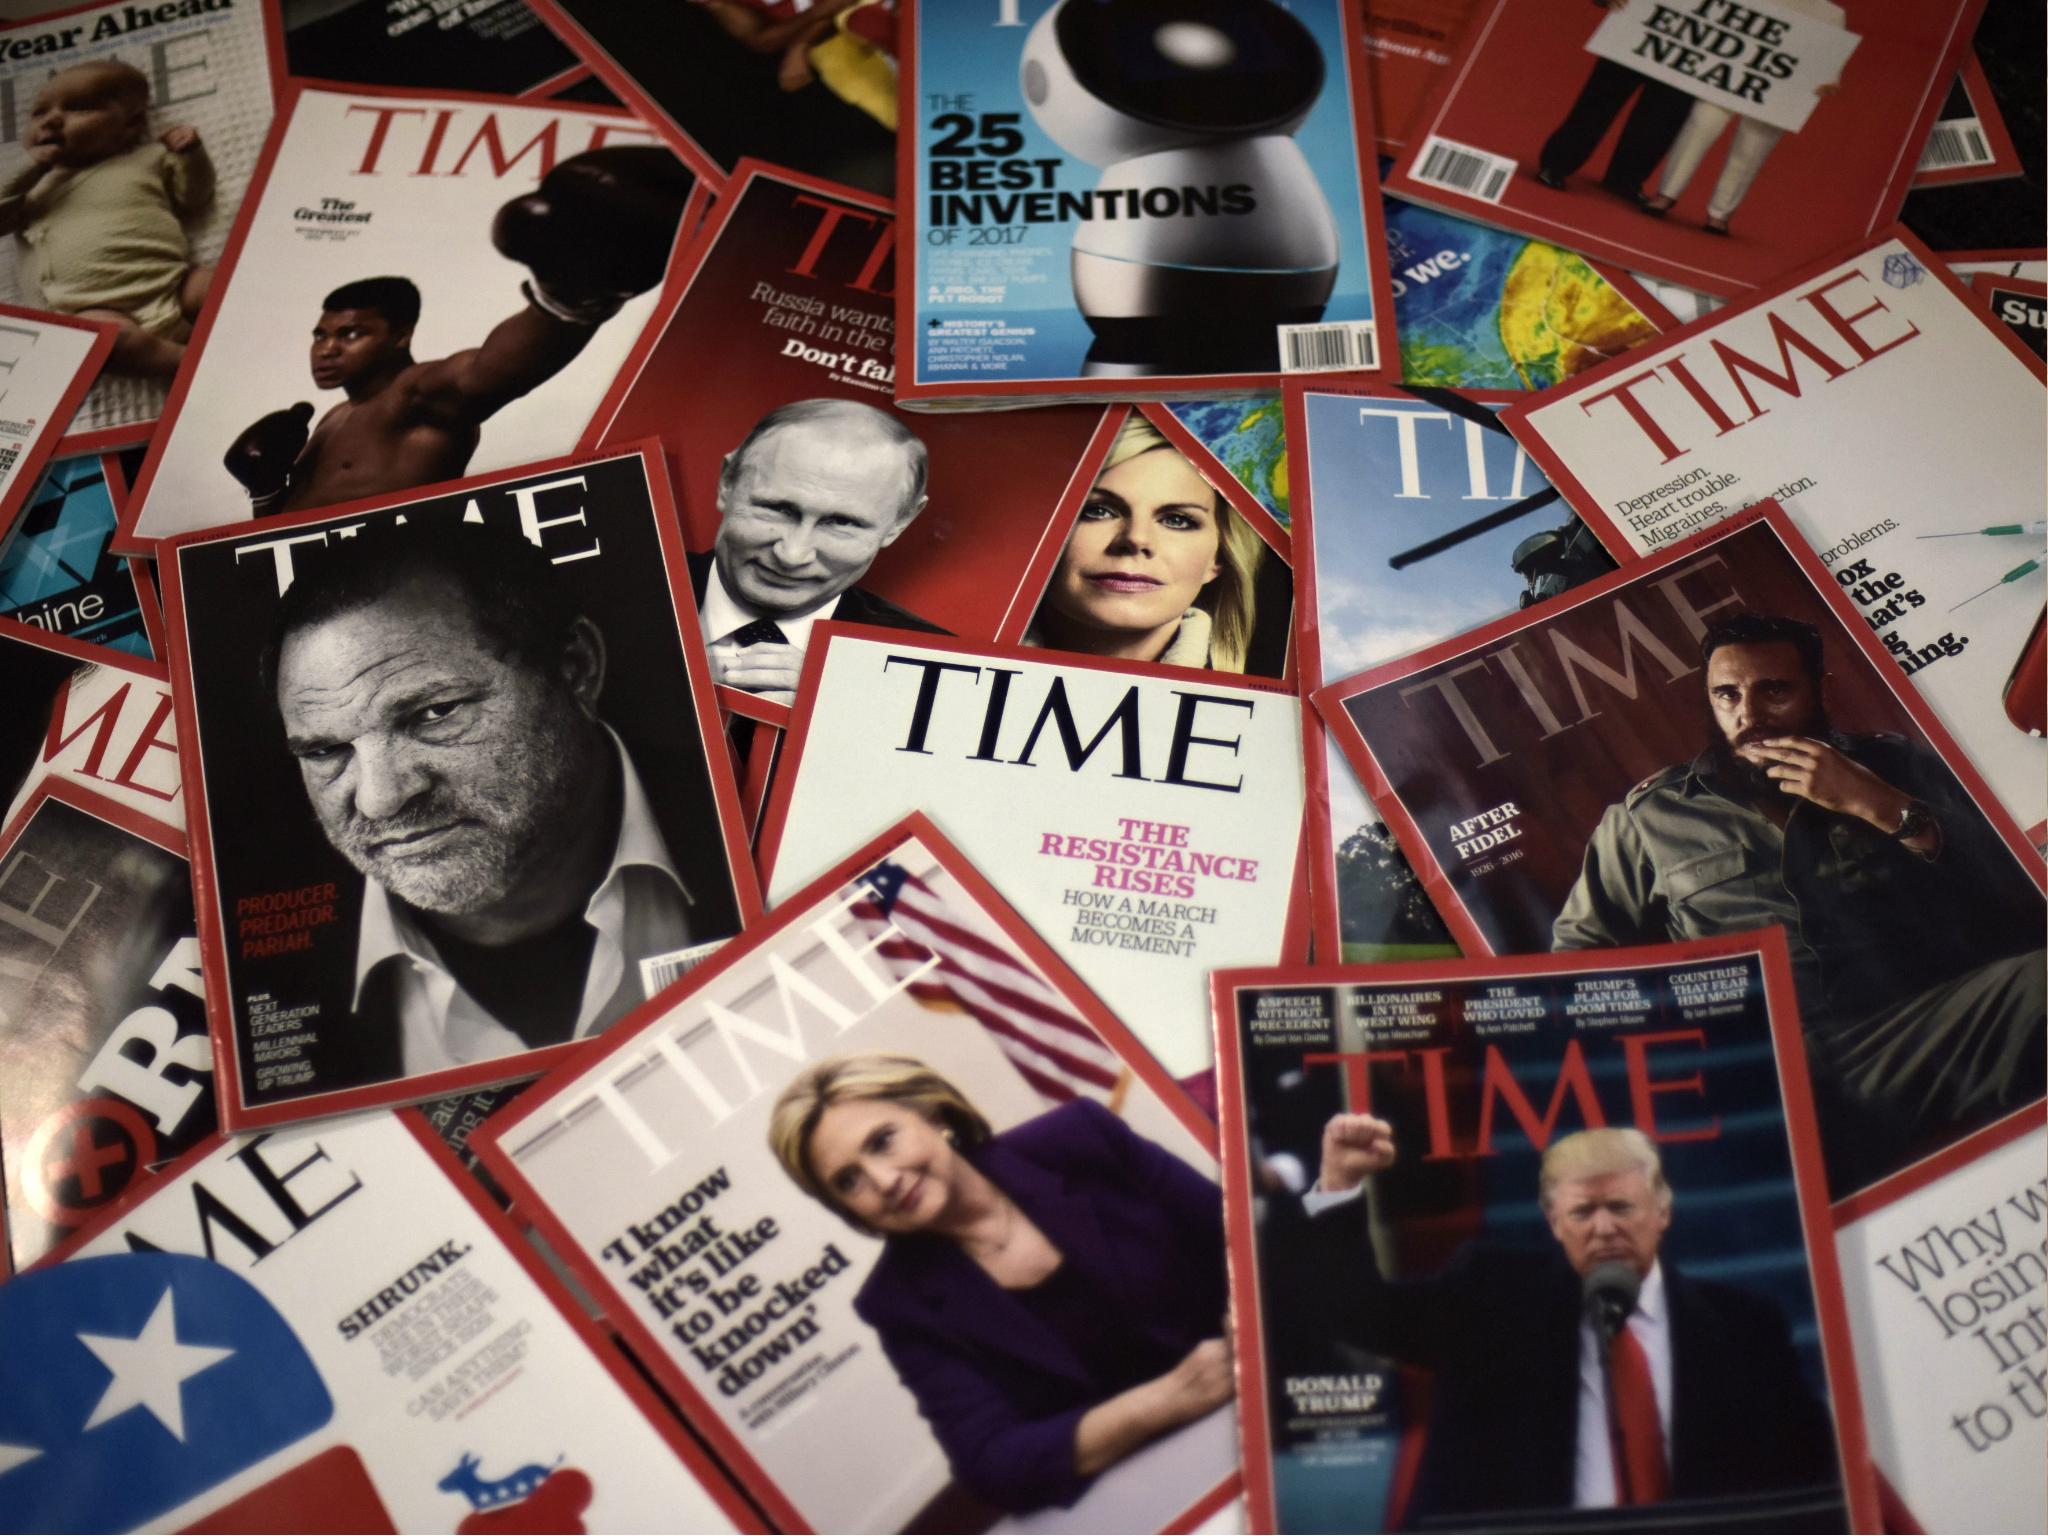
(0, 306), (115, 533)
(583, 159), (1110, 727)
(0, 780), (205, 1275)
(1385, 0), (1984, 298)
(0, 616), (181, 833)
(115, 80), (707, 557)
(1313, 502), (2044, 1209)
(1359, 0), (1479, 153)
(159, 446), (761, 1131)
(1908, 50), (2024, 189)
(473, 813), (1241, 1534)
(1214, 933), (1882, 1532)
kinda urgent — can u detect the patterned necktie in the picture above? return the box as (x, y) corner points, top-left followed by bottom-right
(728, 617), (789, 647)
(1608, 1323), (1669, 1505)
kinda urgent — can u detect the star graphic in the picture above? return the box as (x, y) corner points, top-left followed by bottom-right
(0, 1442), (41, 1476)
(77, 1288), (234, 1442)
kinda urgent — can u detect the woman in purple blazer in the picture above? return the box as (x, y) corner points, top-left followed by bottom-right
(768, 1052), (1232, 1515)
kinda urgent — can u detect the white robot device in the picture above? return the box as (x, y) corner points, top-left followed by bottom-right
(1020, 0), (1341, 372)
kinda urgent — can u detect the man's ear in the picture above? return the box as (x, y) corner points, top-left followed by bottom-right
(561, 615), (606, 716)
(877, 496), (929, 551)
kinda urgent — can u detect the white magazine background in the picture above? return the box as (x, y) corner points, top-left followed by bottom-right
(1834, 1128), (2046, 1531)
(500, 840), (1223, 1532)
(0, 0), (275, 441)
(130, 87), (667, 542)
(0, 314), (103, 479)
(1518, 238), (2048, 833)
(768, 639), (1304, 1080)
(71, 1111), (743, 1532)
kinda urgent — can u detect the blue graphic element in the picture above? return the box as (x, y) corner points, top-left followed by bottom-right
(436, 1450), (565, 1511)
(859, 858), (910, 914)
(0, 1252), (332, 1532)
(0, 457), (150, 657)
(1882, 252), (1925, 289)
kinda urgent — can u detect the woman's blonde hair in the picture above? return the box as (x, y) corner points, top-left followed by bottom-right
(1097, 415), (1264, 672)
(767, 1052), (993, 1225)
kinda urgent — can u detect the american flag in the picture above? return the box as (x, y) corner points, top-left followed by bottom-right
(853, 860), (1125, 1106)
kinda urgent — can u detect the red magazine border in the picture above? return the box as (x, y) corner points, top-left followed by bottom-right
(157, 441), (765, 1133)
(1209, 929), (1883, 1534)
(0, 304), (115, 549)
(1908, 50), (2024, 191)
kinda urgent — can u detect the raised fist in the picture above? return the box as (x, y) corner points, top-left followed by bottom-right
(493, 146), (694, 324)
(1319, 1113), (1396, 1194)
(224, 402), (312, 504)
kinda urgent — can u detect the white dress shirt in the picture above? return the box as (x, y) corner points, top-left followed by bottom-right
(349, 730), (696, 1075)
(698, 557), (839, 656)
(1572, 1259), (1674, 1509)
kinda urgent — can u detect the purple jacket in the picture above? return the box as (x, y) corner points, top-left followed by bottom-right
(851, 1098), (1227, 1513)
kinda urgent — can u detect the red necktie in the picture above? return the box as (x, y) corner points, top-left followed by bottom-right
(1608, 1324), (1669, 1505)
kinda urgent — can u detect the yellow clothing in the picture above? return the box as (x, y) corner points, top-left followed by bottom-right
(812, 5), (896, 130)
(8, 141), (213, 332)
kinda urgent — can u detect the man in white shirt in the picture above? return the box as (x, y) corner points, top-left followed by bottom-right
(271, 522), (716, 1088)
(1294, 1120), (1837, 1519)
(693, 397), (947, 707)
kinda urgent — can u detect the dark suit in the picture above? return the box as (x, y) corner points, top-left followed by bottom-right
(686, 548), (949, 654)
(1539, 4), (1695, 194)
(853, 1099), (1227, 1514)
(1297, 1197), (1839, 1522)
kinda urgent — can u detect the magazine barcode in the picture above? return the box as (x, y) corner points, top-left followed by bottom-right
(1412, 137), (1516, 203)
(1279, 322), (1377, 374)
(637, 940), (725, 998)
(1918, 120), (1992, 171)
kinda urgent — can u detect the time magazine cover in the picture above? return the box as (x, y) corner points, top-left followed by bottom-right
(1212, 933), (1880, 1532)
(580, 159), (1110, 728)
(0, 780), (205, 1274)
(1385, 0), (1982, 299)
(116, 82), (702, 554)
(474, 815), (1240, 1535)
(159, 447), (760, 1129)
(1313, 503), (2045, 1212)
(1502, 227), (2048, 836)
(0, 307), (114, 536)
(1287, 379), (1609, 961)
(528, 0), (899, 195)
(281, 0), (582, 97)
(756, 628), (1307, 1100)
(896, 0), (1399, 403)
(0, 454), (153, 655)
(0, 0), (282, 453)
(4, 1109), (760, 1533)
(0, 617), (181, 833)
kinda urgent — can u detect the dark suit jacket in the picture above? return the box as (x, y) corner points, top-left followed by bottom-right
(1297, 1198), (1839, 1522)
(853, 1099), (1227, 1514)
(685, 548), (949, 651)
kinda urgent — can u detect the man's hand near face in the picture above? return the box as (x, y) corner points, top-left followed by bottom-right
(709, 639), (803, 707)
(1736, 736), (1937, 853)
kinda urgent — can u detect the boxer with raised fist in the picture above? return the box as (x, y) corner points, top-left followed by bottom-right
(223, 146), (690, 518)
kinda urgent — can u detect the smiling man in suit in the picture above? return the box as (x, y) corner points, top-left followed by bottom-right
(692, 397), (948, 707)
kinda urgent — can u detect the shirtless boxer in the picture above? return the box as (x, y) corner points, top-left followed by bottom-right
(222, 145), (688, 517)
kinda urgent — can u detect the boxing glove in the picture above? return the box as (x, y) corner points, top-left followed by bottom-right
(492, 146), (694, 324)
(224, 402), (312, 508)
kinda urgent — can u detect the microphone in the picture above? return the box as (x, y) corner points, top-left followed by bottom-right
(1583, 1260), (1640, 1343)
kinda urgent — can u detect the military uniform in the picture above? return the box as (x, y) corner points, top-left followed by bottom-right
(1555, 732), (2045, 1184)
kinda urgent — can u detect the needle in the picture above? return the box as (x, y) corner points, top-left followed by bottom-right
(1918, 521), (2048, 538)
(1951, 560), (2044, 611)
